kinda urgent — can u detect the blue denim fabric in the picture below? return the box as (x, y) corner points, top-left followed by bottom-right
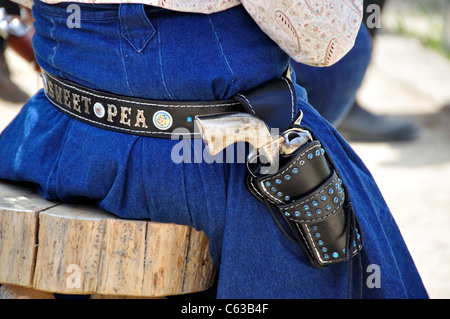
(0, 1), (428, 298)
(32, 1), (289, 100)
(291, 24), (372, 126)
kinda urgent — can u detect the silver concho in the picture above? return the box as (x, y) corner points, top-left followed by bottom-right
(93, 102), (105, 118)
(152, 110), (173, 130)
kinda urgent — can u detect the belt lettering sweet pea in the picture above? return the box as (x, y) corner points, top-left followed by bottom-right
(40, 71), (245, 138)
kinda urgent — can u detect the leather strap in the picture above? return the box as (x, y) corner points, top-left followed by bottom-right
(233, 76), (298, 131)
(41, 71), (298, 138)
(40, 71), (245, 138)
(246, 139), (363, 268)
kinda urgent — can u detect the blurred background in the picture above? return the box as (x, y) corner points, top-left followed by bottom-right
(353, 0), (450, 299)
(0, 0), (449, 298)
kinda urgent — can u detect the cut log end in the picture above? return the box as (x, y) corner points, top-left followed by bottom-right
(0, 180), (215, 298)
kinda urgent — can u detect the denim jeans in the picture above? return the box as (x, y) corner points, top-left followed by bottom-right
(0, 1), (428, 298)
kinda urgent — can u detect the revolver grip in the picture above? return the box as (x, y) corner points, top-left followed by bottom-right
(195, 112), (280, 163)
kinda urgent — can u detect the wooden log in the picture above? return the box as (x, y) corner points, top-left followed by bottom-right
(0, 284), (55, 299)
(142, 222), (216, 296)
(0, 181), (59, 287)
(33, 204), (111, 295)
(95, 215), (148, 296)
(90, 294), (164, 299)
(0, 180), (216, 297)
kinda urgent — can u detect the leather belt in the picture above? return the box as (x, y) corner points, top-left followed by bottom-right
(40, 71), (246, 138)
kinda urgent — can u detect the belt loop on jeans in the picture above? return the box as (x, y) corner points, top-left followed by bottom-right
(40, 71), (245, 138)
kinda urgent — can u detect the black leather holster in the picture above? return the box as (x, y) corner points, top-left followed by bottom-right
(245, 134), (363, 268)
(234, 76), (363, 268)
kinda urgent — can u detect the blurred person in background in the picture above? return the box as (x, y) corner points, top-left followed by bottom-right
(292, 0), (420, 142)
(0, 0), (35, 103)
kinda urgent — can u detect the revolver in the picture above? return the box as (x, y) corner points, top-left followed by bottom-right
(195, 111), (312, 173)
(195, 109), (363, 269)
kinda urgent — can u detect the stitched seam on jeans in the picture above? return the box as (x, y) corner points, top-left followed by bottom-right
(208, 15), (236, 97)
(157, 18), (175, 101)
(120, 4), (155, 53)
(117, 22), (135, 96)
(49, 17), (58, 69)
